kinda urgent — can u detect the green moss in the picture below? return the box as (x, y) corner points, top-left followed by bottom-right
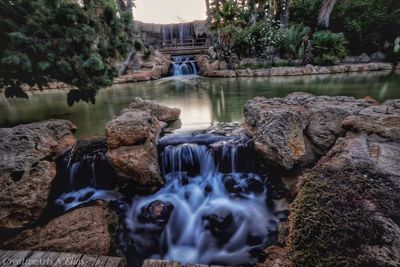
(288, 168), (400, 267)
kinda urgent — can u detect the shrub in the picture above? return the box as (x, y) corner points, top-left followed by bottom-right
(234, 15), (284, 58)
(312, 31), (348, 65)
(281, 24), (311, 61)
(289, 0), (322, 29)
(142, 48), (151, 60)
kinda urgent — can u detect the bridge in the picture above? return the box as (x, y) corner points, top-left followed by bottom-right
(157, 38), (210, 56)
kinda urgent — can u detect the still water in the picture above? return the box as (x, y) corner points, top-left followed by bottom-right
(1, 71), (400, 138)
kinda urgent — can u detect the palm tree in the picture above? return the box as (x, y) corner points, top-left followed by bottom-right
(205, 0), (212, 24)
(318, 0), (339, 28)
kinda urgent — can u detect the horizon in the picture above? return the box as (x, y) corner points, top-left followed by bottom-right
(133, 0), (207, 24)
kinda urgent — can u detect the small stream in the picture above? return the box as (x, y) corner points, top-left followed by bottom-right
(51, 133), (288, 266)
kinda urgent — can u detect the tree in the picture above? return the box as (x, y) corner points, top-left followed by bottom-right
(117, 0), (140, 76)
(0, 0), (131, 105)
(317, 0), (338, 28)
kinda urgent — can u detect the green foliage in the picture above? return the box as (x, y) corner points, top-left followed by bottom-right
(394, 37), (400, 54)
(0, 0), (131, 105)
(134, 40), (143, 51)
(281, 24), (311, 60)
(289, 0), (400, 54)
(234, 16), (284, 58)
(289, 0), (322, 29)
(312, 31), (347, 65)
(142, 48), (152, 60)
(330, 0), (400, 54)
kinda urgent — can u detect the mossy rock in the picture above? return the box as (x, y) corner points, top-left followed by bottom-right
(287, 168), (400, 267)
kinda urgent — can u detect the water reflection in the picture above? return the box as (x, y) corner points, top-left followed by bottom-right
(1, 71), (400, 138)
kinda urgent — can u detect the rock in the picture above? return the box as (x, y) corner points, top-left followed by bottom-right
(204, 69), (237, 78)
(106, 110), (160, 149)
(3, 201), (119, 256)
(286, 94), (400, 266)
(342, 99), (400, 141)
(204, 207), (238, 244)
(371, 51), (386, 62)
(302, 64), (317, 75)
(128, 97), (181, 122)
(0, 120), (76, 231)
(359, 53), (371, 63)
(244, 93), (372, 169)
(107, 144), (162, 188)
(138, 200), (174, 224)
(106, 99), (180, 192)
(236, 69), (255, 77)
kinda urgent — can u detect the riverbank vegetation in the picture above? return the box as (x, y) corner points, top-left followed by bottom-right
(207, 0), (400, 68)
(0, 0), (132, 104)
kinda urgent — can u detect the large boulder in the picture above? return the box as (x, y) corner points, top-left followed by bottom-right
(3, 201), (120, 256)
(243, 93), (371, 169)
(106, 98), (180, 192)
(0, 120), (76, 232)
(286, 97), (400, 267)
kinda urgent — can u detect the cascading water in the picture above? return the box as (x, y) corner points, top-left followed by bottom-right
(171, 56), (198, 76)
(53, 141), (120, 211)
(125, 134), (283, 265)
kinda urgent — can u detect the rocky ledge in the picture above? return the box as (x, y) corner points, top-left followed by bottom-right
(243, 93), (400, 267)
(197, 55), (399, 78)
(115, 52), (171, 83)
(0, 120), (76, 233)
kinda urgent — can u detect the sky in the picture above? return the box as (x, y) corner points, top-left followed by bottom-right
(133, 0), (207, 24)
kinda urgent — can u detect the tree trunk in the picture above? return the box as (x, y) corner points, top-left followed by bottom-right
(249, 0), (256, 24)
(318, 0), (338, 28)
(277, 0), (289, 28)
(205, 0), (211, 24)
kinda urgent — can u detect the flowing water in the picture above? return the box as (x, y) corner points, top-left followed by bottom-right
(1, 71), (400, 138)
(171, 56), (199, 76)
(11, 72), (399, 265)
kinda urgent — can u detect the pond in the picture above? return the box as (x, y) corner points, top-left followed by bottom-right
(1, 70), (400, 138)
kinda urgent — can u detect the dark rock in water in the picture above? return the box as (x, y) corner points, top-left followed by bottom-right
(138, 200), (174, 226)
(222, 174), (241, 193)
(247, 234), (263, 246)
(204, 208), (237, 245)
(244, 177), (265, 193)
(0, 120), (76, 232)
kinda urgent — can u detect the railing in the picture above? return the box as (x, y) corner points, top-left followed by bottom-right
(159, 38), (209, 49)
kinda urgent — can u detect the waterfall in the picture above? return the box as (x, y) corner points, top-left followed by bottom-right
(54, 143), (120, 211)
(125, 134), (281, 265)
(170, 56), (199, 76)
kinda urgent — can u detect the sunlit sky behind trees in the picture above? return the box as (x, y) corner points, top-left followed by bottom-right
(133, 0), (207, 24)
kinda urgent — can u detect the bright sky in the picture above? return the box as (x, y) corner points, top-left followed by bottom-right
(133, 0), (207, 24)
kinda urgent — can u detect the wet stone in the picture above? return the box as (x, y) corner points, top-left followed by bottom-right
(138, 200), (174, 224)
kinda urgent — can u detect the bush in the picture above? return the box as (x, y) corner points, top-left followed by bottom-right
(312, 31), (348, 65)
(330, 0), (400, 54)
(234, 16), (284, 58)
(281, 24), (311, 61)
(289, 0), (322, 29)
